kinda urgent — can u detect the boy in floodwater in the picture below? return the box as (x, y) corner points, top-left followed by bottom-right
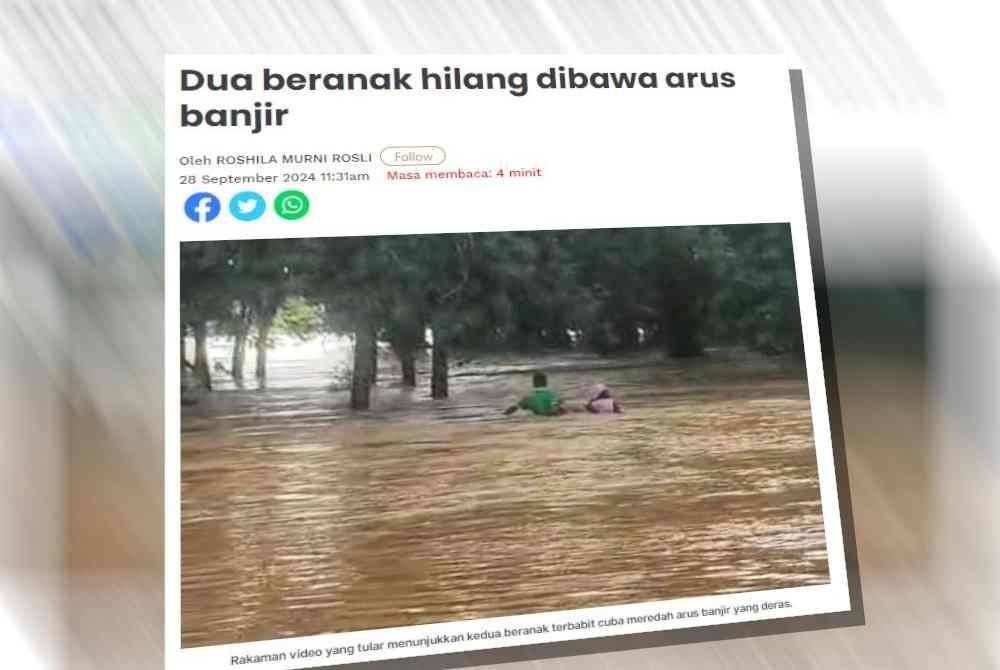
(585, 383), (624, 414)
(504, 371), (566, 416)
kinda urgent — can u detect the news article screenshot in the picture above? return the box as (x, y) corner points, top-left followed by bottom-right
(164, 56), (863, 670)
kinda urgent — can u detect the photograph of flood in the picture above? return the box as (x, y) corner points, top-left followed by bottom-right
(179, 223), (830, 647)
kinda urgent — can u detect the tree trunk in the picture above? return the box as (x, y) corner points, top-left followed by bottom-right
(391, 321), (423, 387)
(663, 305), (704, 358)
(193, 320), (211, 390)
(370, 338), (378, 386)
(351, 325), (376, 410)
(180, 323), (188, 370)
(256, 314), (272, 387)
(431, 343), (448, 399)
(616, 319), (639, 351)
(232, 302), (250, 380)
(231, 331), (246, 380)
(399, 347), (417, 387)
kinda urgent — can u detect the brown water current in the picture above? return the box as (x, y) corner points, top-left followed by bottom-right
(181, 352), (829, 647)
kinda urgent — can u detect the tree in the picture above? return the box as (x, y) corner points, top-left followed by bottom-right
(222, 239), (303, 388)
(178, 223), (805, 406)
(306, 236), (384, 409)
(273, 296), (323, 340)
(384, 308), (425, 388)
(179, 242), (231, 389)
(418, 232), (537, 397)
(706, 222), (803, 356)
(229, 300), (252, 381)
(652, 230), (718, 357)
(562, 227), (716, 357)
(350, 324), (377, 409)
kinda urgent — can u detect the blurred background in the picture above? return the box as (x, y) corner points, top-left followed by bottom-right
(0, 1), (996, 668)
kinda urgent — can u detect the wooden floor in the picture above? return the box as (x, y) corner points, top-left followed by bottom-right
(59, 357), (998, 669)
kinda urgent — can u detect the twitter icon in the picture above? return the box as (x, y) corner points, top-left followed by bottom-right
(229, 191), (266, 221)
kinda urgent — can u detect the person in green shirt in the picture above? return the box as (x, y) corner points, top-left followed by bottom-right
(504, 372), (565, 416)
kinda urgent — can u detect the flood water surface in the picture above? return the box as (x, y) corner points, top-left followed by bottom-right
(181, 353), (828, 647)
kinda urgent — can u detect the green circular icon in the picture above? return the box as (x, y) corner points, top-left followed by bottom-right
(274, 190), (310, 220)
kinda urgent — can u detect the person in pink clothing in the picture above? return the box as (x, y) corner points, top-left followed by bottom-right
(585, 383), (623, 414)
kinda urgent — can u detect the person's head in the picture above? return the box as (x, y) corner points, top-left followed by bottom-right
(532, 372), (547, 388)
(590, 383), (611, 401)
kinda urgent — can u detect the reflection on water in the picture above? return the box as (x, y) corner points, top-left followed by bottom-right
(181, 351), (828, 647)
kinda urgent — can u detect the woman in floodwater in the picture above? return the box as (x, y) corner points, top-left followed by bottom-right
(585, 383), (623, 414)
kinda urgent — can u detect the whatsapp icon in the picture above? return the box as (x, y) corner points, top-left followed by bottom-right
(274, 190), (310, 220)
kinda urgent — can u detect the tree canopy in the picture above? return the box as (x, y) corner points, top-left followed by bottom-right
(180, 224), (804, 407)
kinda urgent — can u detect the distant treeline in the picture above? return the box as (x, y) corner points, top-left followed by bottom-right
(180, 224), (803, 408)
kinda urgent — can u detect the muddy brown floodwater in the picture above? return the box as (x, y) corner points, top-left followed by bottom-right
(180, 352), (829, 647)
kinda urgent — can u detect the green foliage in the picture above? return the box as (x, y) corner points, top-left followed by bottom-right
(179, 242), (230, 325)
(701, 223), (803, 355)
(180, 224), (804, 367)
(272, 296), (324, 340)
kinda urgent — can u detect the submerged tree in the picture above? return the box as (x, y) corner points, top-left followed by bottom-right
(180, 242), (232, 389)
(223, 239), (304, 388)
(304, 236), (385, 409)
(179, 223), (804, 404)
(229, 300), (253, 381)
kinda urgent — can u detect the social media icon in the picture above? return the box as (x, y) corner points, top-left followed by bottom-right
(274, 190), (309, 220)
(229, 191), (266, 221)
(184, 192), (221, 223)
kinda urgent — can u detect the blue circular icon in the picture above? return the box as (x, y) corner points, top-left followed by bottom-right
(184, 192), (221, 222)
(229, 191), (266, 221)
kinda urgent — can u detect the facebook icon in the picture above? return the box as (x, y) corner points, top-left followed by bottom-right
(183, 192), (221, 222)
